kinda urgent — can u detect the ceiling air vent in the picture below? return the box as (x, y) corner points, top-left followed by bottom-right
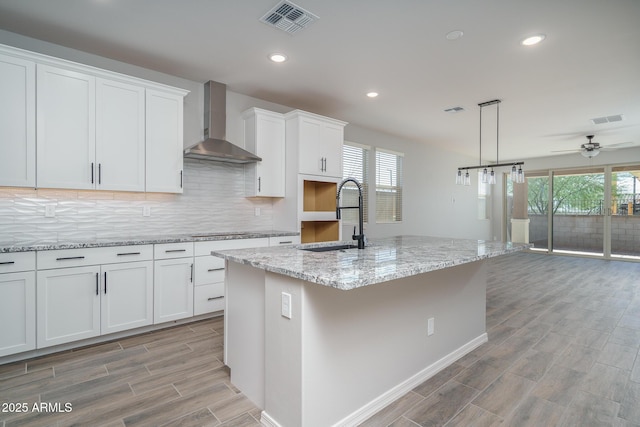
(260, 1), (319, 35)
(444, 106), (465, 113)
(590, 114), (624, 125)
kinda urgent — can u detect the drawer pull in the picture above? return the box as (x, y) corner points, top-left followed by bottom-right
(165, 249), (186, 253)
(207, 296), (224, 301)
(0, 261), (16, 265)
(117, 252), (141, 256)
(278, 241), (293, 244)
(56, 256), (85, 261)
(207, 267), (225, 272)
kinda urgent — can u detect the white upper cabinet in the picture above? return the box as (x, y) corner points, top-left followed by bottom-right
(146, 89), (184, 193)
(96, 78), (146, 192)
(286, 110), (346, 178)
(0, 43), (188, 193)
(36, 64), (96, 190)
(243, 108), (286, 197)
(0, 53), (35, 188)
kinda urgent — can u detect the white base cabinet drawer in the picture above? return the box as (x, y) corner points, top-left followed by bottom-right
(269, 236), (300, 246)
(0, 271), (36, 357)
(154, 242), (194, 259)
(194, 256), (225, 286)
(37, 245), (152, 269)
(194, 283), (224, 315)
(0, 251), (36, 273)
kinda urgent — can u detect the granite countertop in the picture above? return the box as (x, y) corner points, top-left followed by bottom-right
(213, 235), (532, 290)
(0, 230), (299, 253)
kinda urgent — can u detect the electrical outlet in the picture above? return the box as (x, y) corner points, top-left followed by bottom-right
(255, 207), (261, 216)
(45, 205), (56, 218)
(143, 206), (151, 217)
(427, 317), (435, 336)
(281, 292), (292, 319)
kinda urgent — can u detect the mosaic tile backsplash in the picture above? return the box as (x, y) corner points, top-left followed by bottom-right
(0, 159), (275, 245)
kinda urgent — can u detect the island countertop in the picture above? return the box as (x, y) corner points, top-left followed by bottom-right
(213, 235), (531, 290)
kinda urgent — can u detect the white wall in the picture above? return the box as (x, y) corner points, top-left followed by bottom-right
(344, 125), (488, 240)
(0, 29), (490, 243)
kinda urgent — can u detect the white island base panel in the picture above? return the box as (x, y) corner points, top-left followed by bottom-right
(224, 260), (488, 427)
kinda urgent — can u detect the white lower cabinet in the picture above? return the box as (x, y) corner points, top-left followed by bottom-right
(37, 265), (101, 348)
(153, 243), (194, 323)
(0, 252), (36, 357)
(101, 261), (153, 334)
(36, 245), (153, 348)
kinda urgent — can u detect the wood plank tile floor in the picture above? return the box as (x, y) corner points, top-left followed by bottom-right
(1, 252), (639, 426)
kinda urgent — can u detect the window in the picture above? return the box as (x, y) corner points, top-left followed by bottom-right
(375, 148), (403, 223)
(342, 142), (370, 223)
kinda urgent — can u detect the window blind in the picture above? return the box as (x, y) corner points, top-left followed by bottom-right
(342, 142), (369, 223)
(375, 148), (403, 223)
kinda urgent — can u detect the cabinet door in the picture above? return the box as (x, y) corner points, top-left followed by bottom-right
(321, 121), (344, 178)
(96, 78), (145, 192)
(36, 64), (96, 190)
(0, 54), (35, 187)
(37, 266), (101, 348)
(101, 261), (153, 334)
(153, 258), (194, 323)
(0, 271), (36, 357)
(298, 116), (324, 176)
(146, 89), (184, 193)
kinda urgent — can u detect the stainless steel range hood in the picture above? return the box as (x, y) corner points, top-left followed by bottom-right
(184, 81), (262, 163)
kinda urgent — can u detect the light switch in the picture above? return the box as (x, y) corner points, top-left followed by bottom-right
(45, 205), (56, 217)
(143, 206), (151, 217)
(281, 292), (292, 319)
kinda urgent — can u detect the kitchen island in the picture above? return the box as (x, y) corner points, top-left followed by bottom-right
(214, 236), (530, 427)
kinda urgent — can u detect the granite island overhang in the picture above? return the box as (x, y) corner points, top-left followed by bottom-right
(213, 235), (531, 427)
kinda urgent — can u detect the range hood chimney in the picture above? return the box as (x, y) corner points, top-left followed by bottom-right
(184, 81), (262, 163)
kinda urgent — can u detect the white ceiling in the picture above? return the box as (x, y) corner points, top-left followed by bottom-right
(0, 0), (639, 161)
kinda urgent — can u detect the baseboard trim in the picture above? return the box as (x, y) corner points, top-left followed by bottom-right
(260, 411), (281, 427)
(331, 333), (488, 427)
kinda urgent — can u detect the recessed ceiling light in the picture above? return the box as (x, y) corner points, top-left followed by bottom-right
(269, 53), (288, 63)
(445, 30), (464, 41)
(366, 92), (379, 98)
(521, 34), (546, 46)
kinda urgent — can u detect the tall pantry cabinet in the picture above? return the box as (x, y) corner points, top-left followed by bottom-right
(274, 110), (347, 243)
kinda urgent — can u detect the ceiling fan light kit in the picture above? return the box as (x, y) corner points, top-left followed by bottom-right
(456, 99), (526, 186)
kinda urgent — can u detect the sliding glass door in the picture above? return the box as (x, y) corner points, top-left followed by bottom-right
(611, 165), (640, 259)
(518, 163), (640, 260)
(551, 168), (605, 256)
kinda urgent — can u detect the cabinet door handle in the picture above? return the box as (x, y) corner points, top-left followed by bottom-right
(180, 170), (183, 188)
(56, 256), (85, 261)
(104, 271), (107, 294)
(98, 163), (102, 185)
(278, 241), (293, 244)
(207, 296), (224, 301)
(207, 267), (225, 272)
(165, 249), (186, 253)
(0, 261), (15, 265)
(258, 176), (261, 192)
(117, 252), (141, 256)
(95, 272), (99, 296)
(190, 263), (194, 283)
(91, 162), (95, 184)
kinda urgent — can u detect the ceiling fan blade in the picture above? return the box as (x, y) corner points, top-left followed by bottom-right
(551, 149), (582, 153)
(605, 141), (636, 149)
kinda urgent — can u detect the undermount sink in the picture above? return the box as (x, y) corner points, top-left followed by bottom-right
(301, 244), (358, 252)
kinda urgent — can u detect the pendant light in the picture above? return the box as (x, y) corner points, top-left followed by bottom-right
(456, 99), (525, 185)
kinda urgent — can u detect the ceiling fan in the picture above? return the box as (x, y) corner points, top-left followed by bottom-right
(552, 135), (634, 158)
